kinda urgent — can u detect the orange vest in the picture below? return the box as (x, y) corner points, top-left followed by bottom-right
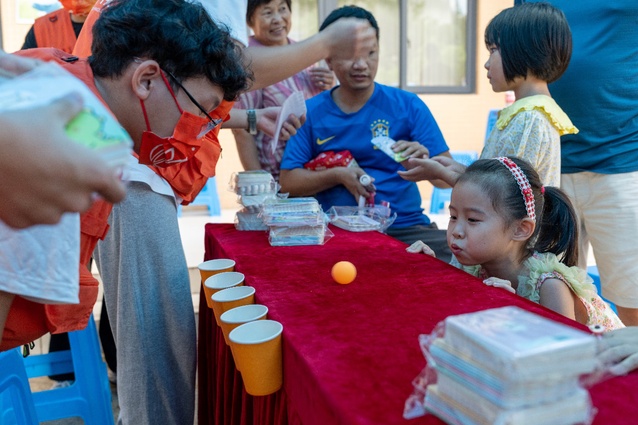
(33, 8), (77, 53)
(72, 0), (107, 58)
(1, 49), (111, 351)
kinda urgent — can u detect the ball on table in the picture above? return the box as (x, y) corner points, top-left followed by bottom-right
(332, 261), (357, 284)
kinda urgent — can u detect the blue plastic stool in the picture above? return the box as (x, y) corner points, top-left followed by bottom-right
(587, 265), (618, 314)
(429, 151), (479, 214)
(0, 348), (39, 425)
(178, 176), (221, 216)
(1, 315), (114, 425)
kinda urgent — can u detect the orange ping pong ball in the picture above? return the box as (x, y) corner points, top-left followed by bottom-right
(332, 261), (357, 284)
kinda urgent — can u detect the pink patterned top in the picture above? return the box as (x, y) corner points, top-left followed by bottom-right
(233, 36), (324, 181)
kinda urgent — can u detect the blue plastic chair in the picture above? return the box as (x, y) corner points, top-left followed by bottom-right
(485, 108), (499, 141)
(429, 151), (479, 214)
(1, 315), (114, 425)
(587, 265), (618, 314)
(178, 176), (221, 216)
(0, 348), (39, 425)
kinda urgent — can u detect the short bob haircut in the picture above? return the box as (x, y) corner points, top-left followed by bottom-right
(246, 0), (292, 25)
(90, 0), (251, 102)
(484, 2), (572, 83)
(319, 5), (379, 39)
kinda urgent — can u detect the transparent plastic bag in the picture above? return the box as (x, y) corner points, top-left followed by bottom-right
(260, 198), (325, 227)
(0, 62), (133, 167)
(234, 207), (268, 231)
(228, 170), (279, 195)
(268, 224), (333, 246)
(403, 307), (604, 424)
(326, 205), (396, 233)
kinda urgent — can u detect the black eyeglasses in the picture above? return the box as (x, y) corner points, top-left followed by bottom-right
(164, 70), (223, 129)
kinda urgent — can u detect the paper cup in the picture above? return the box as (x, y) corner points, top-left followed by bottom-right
(211, 285), (256, 326)
(199, 259), (236, 308)
(220, 304), (268, 346)
(203, 271), (245, 310)
(229, 320), (283, 396)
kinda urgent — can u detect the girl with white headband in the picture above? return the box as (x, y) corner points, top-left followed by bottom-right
(409, 156), (623, 331)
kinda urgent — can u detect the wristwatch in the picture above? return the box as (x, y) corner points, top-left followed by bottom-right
(247, 109), (258, 135)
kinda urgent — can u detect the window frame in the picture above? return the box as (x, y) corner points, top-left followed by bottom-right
(317, 0), (476, 94)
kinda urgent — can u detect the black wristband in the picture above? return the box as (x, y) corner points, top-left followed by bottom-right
(247, 109), (257, 135)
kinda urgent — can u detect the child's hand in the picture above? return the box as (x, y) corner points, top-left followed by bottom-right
(599, 327), (638, 375)
(406, 240), (436, 257)
(483, 277), (515, 293)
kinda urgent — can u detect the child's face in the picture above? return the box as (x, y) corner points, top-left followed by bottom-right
(447, 181), (519, 267)
(484, 45), (512, 93)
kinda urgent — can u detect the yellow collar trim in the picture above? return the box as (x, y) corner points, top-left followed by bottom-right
(496, 95), (578, 136)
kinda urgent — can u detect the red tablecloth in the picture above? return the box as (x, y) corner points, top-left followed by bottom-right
(198, 223), (638, 425)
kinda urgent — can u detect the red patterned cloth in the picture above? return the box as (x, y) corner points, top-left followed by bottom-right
(198, 224), (638, 425)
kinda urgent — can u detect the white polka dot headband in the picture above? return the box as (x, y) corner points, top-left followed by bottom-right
(495, 157), (536, 221)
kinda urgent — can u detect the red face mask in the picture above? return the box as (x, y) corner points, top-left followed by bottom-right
(138, 73), (219, 168)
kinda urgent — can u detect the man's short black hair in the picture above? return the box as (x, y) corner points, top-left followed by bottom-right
(484, 2), (571, 83)
(246, 0), (292, 25)
(90, 0), (251, 101)
(319, 5), (379, 39)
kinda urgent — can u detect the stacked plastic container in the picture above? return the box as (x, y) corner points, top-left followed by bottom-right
(423, 306), (597, 425)
(260, 198), (329, 246)
(229, 171), (278, 231)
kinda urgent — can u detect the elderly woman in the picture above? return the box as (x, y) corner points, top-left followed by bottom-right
(231, 0), (334, 181)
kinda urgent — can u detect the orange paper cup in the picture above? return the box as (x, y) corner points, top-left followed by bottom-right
(203, 271), (245, 310)
(220, 304), (268, 347)
(198, 259), (236, 308)
(229, 320), (283, 396)
(211, 285), (255, 327)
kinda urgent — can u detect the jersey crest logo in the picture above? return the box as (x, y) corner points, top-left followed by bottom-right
(370, 119), (390, 138)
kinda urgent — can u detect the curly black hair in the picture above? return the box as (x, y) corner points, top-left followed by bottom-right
(89, 0), (252, 101)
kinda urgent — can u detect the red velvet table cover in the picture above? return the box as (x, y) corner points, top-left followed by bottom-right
(198, 223), (638, 425)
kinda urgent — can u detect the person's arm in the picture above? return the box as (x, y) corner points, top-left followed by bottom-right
(243, 18), (376, 90)
(0, 93), (126, 228)
(223, 107), (304, 140)
(231, 129), (261, 171)
(538, 278), (578, 320)
(398, 156), (464, 187)
(279, 166), (372, 201)
(599, 327), (638, 375)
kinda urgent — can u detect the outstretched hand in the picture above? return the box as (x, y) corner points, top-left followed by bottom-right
(483, 277), (516, 293)
(0, 93), (126, 228)
(398, 156), (465, 185)
(322, 18), (377, 63)
(406, 240), (436, 257)
(256, 106), (305, 141)
(599, 327), (638, 375)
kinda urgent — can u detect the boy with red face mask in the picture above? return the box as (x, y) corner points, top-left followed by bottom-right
(22, 0), (97, 53)
(8, 1), (250, 424)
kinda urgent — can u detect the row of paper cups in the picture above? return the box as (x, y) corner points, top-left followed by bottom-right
(198, 259), (283, 396)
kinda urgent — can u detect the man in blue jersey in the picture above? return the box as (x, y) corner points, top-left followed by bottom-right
(280, 5), (452, 260)
(520, 0), (638, 326)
